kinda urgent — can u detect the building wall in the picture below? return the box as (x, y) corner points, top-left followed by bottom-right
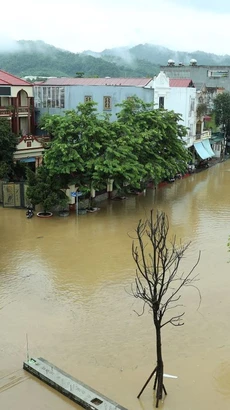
(160, 65), (230, 91)
(37, 85), (155, 121)
(11, 86), (34, 98)
(152, 71), (171, 108)
(166, 87), (196, 132)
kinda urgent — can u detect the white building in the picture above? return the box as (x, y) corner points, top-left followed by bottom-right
(166, 78), (197, 148)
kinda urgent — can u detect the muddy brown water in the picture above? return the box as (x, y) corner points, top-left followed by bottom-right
(1, 161), (230, 409)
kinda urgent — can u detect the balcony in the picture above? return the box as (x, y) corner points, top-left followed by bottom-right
(0, 107), (12, 117)
(16, 106), (31, 116)
(195, 130), (211, 141)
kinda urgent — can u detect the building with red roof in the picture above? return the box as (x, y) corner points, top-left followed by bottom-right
(0, 69), (35, 136)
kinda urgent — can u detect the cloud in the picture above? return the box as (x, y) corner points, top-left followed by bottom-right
(166, 0), (230, 13)
(0, 35), (19, 53)
(0, 0), (230, 55)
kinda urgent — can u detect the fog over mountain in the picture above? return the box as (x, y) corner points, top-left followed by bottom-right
(1, 40), (230, 79)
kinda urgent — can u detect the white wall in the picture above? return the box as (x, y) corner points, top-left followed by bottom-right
(152, 72), (170, 108)
(166, 87), (197, 147)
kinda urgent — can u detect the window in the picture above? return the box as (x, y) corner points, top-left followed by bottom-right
(103, 96), (112, 110)
(27, 141), (32, 147)
(34, 86), (65, 109)
(0, 86), (11, 96)
(159, 96), (164, 109)
(84, 95), (92, 103)
(190, 98), (195, 112)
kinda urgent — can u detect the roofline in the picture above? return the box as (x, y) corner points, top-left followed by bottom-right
(0, 69), (32, 86)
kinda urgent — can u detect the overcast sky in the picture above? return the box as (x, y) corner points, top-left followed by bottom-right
(1, 0), (230, 54)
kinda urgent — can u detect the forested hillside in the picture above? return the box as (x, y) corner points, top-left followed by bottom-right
(0, 40), (159, 78)
(1, 40), (230, 79)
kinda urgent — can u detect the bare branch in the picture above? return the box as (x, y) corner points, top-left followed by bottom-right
(131, 209), (201, 328)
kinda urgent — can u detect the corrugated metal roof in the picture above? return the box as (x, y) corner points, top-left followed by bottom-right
(0, 70), (31, 86)
(170, 78), (195, 88)
(41, 77), (152, 87)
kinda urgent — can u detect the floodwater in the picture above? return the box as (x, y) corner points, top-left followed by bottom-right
(1, 161), (230, 410)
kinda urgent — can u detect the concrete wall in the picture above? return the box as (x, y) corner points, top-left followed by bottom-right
(160, 65), (230, 91)
(38, 85), (155, 121)
(11, 86), (34, 98)
(166, 87), (197, 138)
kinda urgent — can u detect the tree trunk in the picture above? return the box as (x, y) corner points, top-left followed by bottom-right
(154, 322), (166, 408)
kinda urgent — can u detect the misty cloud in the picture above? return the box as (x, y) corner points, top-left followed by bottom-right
(0, 36), (20, 53)
(166, 0), (230, 13)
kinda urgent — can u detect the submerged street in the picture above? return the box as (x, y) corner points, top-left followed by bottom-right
(1, 161), (230, 409)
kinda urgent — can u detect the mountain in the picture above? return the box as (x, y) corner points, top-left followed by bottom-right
(0, 40), (159, 78)
(84, 43), (230, 66)
(1, 40), (230, 79)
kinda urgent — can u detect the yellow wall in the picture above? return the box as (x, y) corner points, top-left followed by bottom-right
(11, 86), (33, 98)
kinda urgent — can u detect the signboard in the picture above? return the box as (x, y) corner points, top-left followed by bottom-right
(71, 191), (83, 197)
(208, 70), (229, 78)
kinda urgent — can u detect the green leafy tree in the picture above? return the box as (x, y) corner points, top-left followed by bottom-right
(26, 166), (68, 214)
(115, 97), (191, 185)
(213, 92), (230, 156)
(41, 98), (190, 199)
(42, 102), (111, 200)
(0, 118), (18, 179)
(213, 92), (230, 136)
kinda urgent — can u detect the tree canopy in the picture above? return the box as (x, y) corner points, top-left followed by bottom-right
(41, 98), (190, 195)
(0, 118), (18, 179)
(213, 92), (230, 135)
(26, 166), (68, 214)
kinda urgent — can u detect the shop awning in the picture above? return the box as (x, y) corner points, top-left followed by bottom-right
(194, 142), (210, 160)
(19, 157), (36, 163)
(202, 139), (215, 157)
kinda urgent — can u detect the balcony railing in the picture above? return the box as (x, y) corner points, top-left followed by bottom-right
(0, 107), (12, 116)
(17, 106), (30, 115)
(195, 130), (211, 140)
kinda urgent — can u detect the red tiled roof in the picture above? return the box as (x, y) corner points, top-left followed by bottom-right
(42, 77), (152, 87)
(169, 78), (195, 88)
(0, 70), (32, 86)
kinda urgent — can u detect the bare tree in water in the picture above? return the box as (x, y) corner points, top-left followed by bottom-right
(131, 210), (200, 407)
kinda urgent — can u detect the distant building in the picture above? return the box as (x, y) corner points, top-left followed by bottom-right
(160, 59), (230, 91)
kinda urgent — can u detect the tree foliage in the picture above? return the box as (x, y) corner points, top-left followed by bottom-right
(41, 98), (190, 195)
(0, 40), (159, 78)
(0, 118), (18, 179)
(131, 210), (200, 407)
(213, 92), (230, 135)
(26, 166), (68, 213)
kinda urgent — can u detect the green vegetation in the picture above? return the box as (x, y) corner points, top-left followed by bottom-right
(213, 92), (230, 136)
(0, 118), (18, 179)
(0, 40), (159, 78)
(26, 166), (68, 214)
(1, 40), (230, 79)
(40, 98), (190, 202)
